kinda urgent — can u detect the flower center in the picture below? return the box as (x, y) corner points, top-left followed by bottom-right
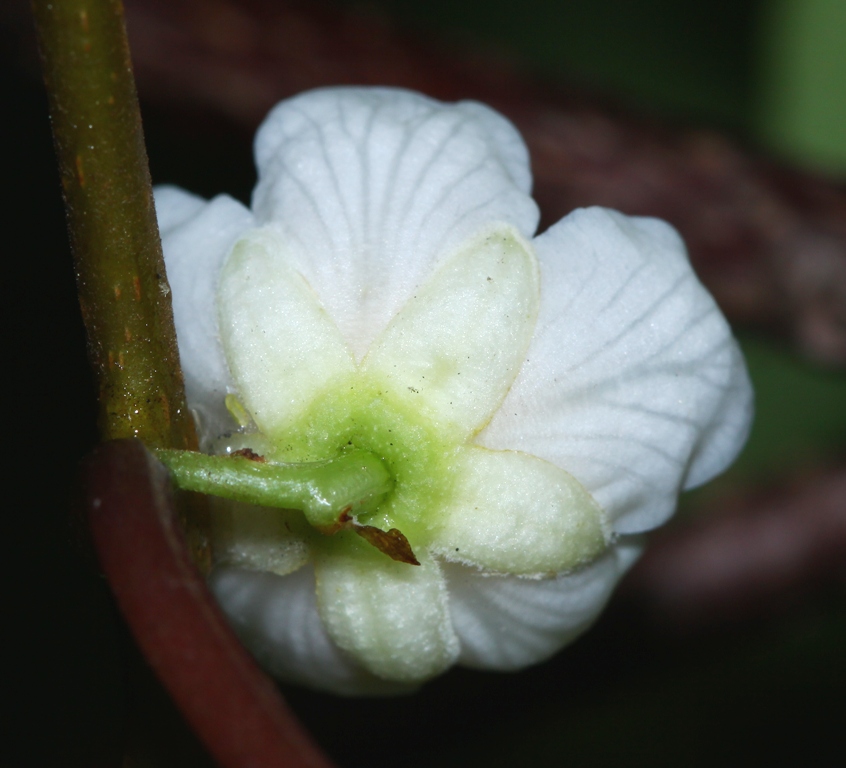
(265, 374), (462, 548)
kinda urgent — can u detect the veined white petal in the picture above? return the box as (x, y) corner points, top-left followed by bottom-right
(209, 565), (413, 696)
(217, 228), (355, 436)
(364, 225), (540, 440)
(251, 87), (539, 359)
(478, 207), (753, 534)
(445, 536), (643, 670)
(314, 547), (459, 682)
(155, 187), (254, 442)
(432, 446), (609, 575)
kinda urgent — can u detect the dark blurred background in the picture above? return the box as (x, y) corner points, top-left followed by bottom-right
(3, 0), (845, 765)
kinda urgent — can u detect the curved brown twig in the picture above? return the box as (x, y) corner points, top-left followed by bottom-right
(81, 439), (334, 768)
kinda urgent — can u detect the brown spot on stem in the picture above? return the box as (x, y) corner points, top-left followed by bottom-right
(75, 154), (85, 187)
(114, 284), (122, 299)
(108, 351), (114, 368)
(159, 392), (170, 425)
(124, 327), (132, 343)
(231, 448), (266, 462)
(133, 275), (142, 301)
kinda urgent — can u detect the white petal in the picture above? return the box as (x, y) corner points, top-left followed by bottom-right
(432, 446), (608, 576)
(217, 228), (355, 436)
(478, 208), (753, 533)
(154, 184), (206, 234)
(209, 565), (412, 696)
(364, 225), (540, 440)
(155, 187), (255, 443)
(314, 546), (459, 683)
(251, 87), (539, 359)
(445, 536), (643, 670)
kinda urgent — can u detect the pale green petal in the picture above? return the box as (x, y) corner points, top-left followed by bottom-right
(432, 446), (610, 576)
(210, 498), (310, 578)
(314, 545), (459, 682)
(363, 224), (539, 440)
(217, 228), (355, 436)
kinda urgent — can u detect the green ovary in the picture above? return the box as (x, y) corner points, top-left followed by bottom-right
(265, 375), (461, 549)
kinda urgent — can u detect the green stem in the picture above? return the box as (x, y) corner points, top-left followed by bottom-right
(32, 0), (195, 450)
(156, 449), (394, 529)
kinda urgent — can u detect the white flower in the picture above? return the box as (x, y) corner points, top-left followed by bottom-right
(155, 87), (753, 696)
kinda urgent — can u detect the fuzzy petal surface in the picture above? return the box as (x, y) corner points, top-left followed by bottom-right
(432, 446), (608, 575)
(217, 228), (355, 435)
(251, 87), (539, 359)
(445, 536), (643, 670)
(478, 208), (753, 533)
(155, 187), (254, 440)
(364, 224), (539, 440)
(210, 500), (310, 577)
(314, 546), (459, 682)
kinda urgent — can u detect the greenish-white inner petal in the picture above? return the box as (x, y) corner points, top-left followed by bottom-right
(218, 227), (355, 435)
(432, 446), (610, 576)
(210, 497), (311, 577)
(363, 224), (540, 441)
(314, 541), (459, 682)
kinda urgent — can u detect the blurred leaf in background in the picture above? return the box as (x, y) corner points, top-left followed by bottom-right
(757, 0), (846, 175)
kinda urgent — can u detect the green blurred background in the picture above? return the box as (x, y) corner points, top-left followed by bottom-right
(5, 0), (846, 765)
(332, 0), (846, 175)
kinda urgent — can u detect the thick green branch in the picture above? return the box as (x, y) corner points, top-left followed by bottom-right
(32, 0), (196, 450)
